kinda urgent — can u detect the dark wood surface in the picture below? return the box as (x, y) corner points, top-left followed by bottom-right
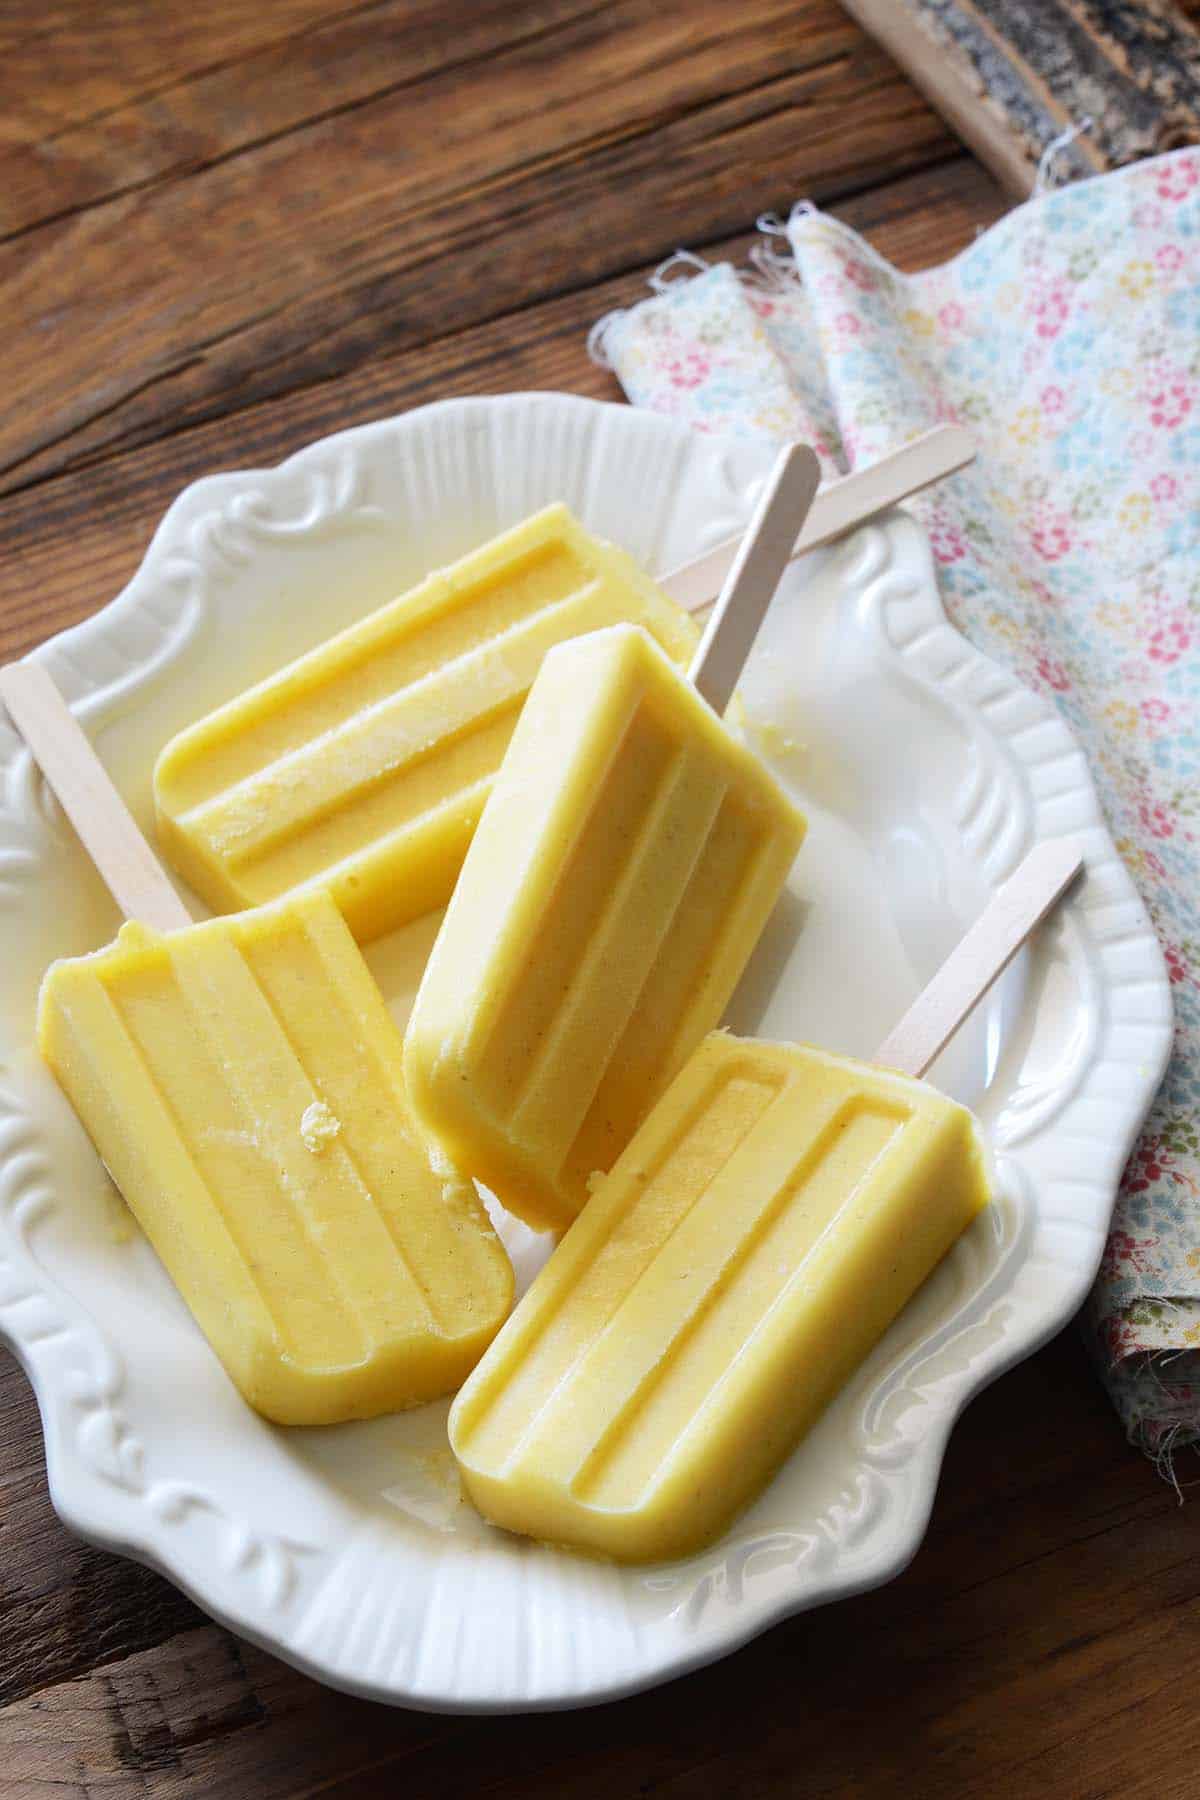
(0, 6), (1194, 1796)
(843, 0), (1200, 195)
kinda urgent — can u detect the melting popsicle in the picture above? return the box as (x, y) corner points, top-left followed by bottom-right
(152, 428), (973, 946)
(448, 839), (1083, 1562)
(153, 504), (700, 941)
(4, 664), (513, 1425)
(404, 444), (821, 1232)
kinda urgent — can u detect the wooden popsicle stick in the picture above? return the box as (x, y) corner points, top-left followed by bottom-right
(689, 441), (821, 715)
(873, 838), (1084, 1081)
(0, 662), (193, 933)
(661, 424), (976, 614)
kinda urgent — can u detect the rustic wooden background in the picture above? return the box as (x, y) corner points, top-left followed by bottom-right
(1, 5), (1197, 1796)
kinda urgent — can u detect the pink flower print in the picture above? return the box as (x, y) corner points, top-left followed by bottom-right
(1145, 847), (1167, 880)
(1165, 943), (1190, 986)
(1100, 1312), (1142, 1362)
(938, 301), (965, 331)
(1035, 651), (1071, 693)
(1150, 472), (1179, 503)
(1122, 1127), (1191, 1195)
(1156, 159), (1200, 202)
(1132, 202), (1166, 230)
(1138, 798), (1175, 839)
(1123, 1136), (1160, 1195)
(1156, 243), (1185, 274)
(928, 517), (966, 564)
(1146, 378), (1193, 429)
(1142, 696), (1172, 727)
(1147, 612), (1191, 664)
(1031, 283), (1069, 340)
(1100, 1230), (1159, 1278)
(840, 255), (878, 293)
(748, 295), (775, 320)
(661, 350), (711, 391)
(1030, 514), (1072, 562)
(834, 311), (861, 336)
(1040, 385), (1065, 414)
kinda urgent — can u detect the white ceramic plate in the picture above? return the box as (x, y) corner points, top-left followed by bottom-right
(0, 395), (1172, 1712)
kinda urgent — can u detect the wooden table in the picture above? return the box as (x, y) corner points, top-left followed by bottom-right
(1, 6), (1194, 1795)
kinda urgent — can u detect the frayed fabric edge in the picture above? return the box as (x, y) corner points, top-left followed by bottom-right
(587, 213), (823, 370)
(1083, 1310), (1200, 1497)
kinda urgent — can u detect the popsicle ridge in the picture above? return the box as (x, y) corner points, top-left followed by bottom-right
(173, 577), (635, 863)
(39, 891), (515, 1422)
(450, 1034), (989, 1559)
(453, 1054), (786, 1475)
(154, 505), (699, 940)
(405, 625), (806, 1231)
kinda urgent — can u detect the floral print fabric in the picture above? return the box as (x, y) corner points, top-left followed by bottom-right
(593, 152), (1200, 1461)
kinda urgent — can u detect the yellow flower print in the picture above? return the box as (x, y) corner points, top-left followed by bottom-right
(1010, 406), (1041, 445)
(1094, 598), (1135, 633)
(1100, 366), (1136, 398)
(1115, 836), (1154, 882)
(901, 307), (934, 339)
(995, 282), (1020, 314)
(1118, 492), (1152, 532)
(1185, 1320), (1200, 1348)
(1105, 699), (1139, 735)
(984, 610), (1022, 647)
(1118, 259), (1155, 300)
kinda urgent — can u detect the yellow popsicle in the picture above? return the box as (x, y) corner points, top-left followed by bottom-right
(449, 1032), (990, 1562)
(404, 624), (806, 1233)
(153, 505), (699, 941)
(39, 889), (514, 1425)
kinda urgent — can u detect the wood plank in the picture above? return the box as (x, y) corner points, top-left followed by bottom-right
(0, 0), (957, 494)
(0, 0), (603, 236)
(0, 0), (350, 155)
(842, 0), (1200, 197)
(0, 1331), (1192, 1798)
(0, 155), (1006, 663)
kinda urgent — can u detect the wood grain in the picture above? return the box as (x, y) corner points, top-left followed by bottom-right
(0, 155), (1006, 664)
(0, 0), (957, 495)
(4, 3), (1189, 1796)
(1, 1332), (1193, 1798)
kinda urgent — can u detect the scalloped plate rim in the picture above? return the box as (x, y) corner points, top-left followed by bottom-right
(0, 391), (1172, 1712)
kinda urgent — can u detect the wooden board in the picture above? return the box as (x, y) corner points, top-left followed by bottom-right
(841, 0), (1200, 195)
(3, 3), (1196, 1796)
(0, 156), (1007, 665)
(0, 0), (957, 497)
(3, 1331), (1197, 1798)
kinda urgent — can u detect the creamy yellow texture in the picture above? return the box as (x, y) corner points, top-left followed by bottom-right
(449, 1032), (991, 1563)
(38, 890), (514, 1424)
(404, 625), (806, 1233)
(153, 506), (699, 942)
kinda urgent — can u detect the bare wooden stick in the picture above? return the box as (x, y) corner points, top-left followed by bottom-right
(661, 425), (975, 614)
(0, 662), (193, 933)
(874, 838), (1084, 1080)
(689, 442), (821, 714)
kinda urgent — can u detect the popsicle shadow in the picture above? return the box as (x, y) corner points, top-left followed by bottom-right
(722, 888), (812, 1039)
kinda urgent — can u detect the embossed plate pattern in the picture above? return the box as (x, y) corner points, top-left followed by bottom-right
(0, 395), (1172, 1711)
